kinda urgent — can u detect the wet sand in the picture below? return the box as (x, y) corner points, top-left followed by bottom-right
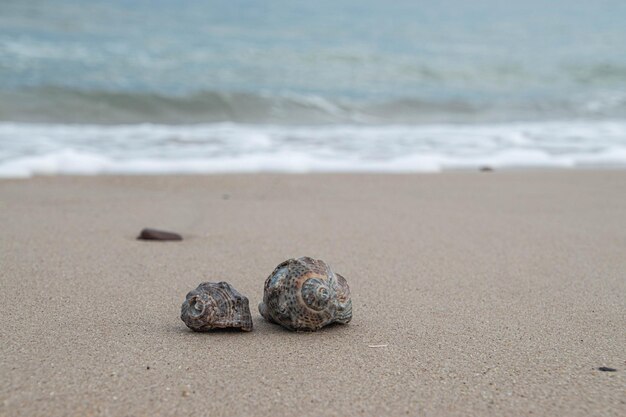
(1, 172), (624, 416)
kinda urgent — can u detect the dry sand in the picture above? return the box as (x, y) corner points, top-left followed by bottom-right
(1, 172), (624, 416)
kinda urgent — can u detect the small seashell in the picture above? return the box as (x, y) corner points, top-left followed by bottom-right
(181, 282), (253, 332)
(138, 228), (182, 241)
(259, 257), (352, 331)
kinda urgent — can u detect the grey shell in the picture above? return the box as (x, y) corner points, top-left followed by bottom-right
(259, 257), (352, 331)
(181, 282), (253, 332)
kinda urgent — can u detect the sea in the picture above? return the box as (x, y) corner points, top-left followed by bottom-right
(1, 0), (626, 176)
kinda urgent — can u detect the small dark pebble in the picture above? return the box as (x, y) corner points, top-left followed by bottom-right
(480, 166), (494, 172)
(137, 228), (182, 241)
(146, 366), (150, 370)
(598, 367), (617, 372)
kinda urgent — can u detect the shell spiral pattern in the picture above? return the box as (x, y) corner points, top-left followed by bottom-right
(259, 257), (352, 331)
(181, 282), (253, 332)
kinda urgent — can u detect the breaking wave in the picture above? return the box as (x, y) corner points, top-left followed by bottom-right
(2, 120), (626, 177)
(2, 87), (626, 125)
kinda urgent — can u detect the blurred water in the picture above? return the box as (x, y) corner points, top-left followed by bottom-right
(2, 0), (626, 122)
(1, 0), (626, 175)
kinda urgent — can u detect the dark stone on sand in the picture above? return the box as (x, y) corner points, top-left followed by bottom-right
(598, 367), (617, 372)
(480, 166), (494, 172)
(137, 228), (182, 241)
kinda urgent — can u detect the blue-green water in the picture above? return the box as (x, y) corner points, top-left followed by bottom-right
(2, 0), (626, 123)
(1, 0), (626, 175)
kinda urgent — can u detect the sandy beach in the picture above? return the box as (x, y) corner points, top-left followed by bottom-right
(1, 172), (624, 417)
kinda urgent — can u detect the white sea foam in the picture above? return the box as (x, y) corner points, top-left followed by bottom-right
(1, 121), (626, 177)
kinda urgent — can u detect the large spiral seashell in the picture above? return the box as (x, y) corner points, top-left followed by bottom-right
(181, 282), (253, 332)
(259, 257), (352, 331)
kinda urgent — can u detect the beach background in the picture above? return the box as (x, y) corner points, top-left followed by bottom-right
(1, 1), (625, 417)
(1, 173), (625, 417)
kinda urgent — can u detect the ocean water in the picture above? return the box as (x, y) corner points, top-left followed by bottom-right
(1, 0), (626, 176)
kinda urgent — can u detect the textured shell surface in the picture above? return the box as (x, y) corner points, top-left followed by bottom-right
(259, 257), (352, 331)
(181, 281), (253, 332)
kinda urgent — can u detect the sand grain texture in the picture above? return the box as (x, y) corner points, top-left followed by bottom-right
(1, 173), (625, 416)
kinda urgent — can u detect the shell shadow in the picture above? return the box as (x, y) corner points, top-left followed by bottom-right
(170, 319), (351, 336)
(172, 324), (253, 335)
(255, 318), (351, 335)
(129, 234), (196, 242)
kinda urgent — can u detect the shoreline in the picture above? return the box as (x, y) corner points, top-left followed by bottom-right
(2, 120), (626, 178)
(1, 172), (624, 416)
(2, 164), (626, 181)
